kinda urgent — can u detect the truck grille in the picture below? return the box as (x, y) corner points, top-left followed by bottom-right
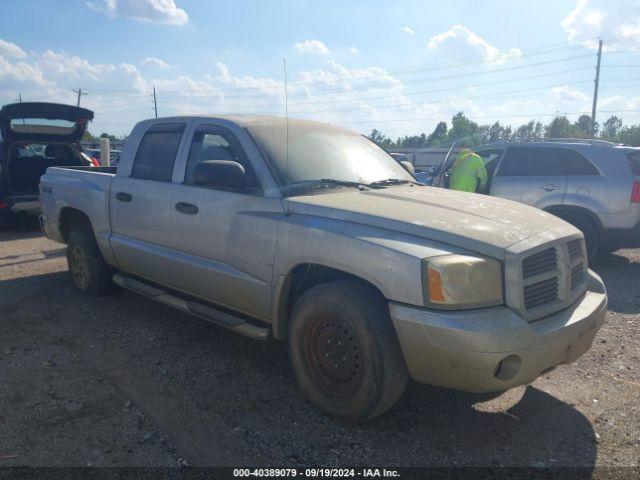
(571, 264), (586, 290)
(517, 237), (588, 319)
(524, 277), (559, 309)
(567, 239), (582, 262)
(522, 247), (557, 279)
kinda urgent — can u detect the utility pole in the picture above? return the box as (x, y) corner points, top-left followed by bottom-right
(153, 86), (158, 118)
(72, 88), (87, 107)
(591, 39), (603, 134)
(18, 94), (22, 102)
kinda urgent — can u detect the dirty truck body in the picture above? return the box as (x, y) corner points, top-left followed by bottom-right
(39, 115), (607, 421)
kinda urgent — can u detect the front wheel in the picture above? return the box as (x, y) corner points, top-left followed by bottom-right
(66, 227), (117, 296)
(288, 280), (408, 423)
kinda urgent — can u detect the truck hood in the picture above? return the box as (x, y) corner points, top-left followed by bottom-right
(0, 102), (93, 143)
(285, 185), (578, 259)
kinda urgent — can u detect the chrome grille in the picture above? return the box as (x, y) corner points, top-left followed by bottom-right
(524, 277), (559, 309)
(571, 264), (585, 289)
(568, 239), (583, 262)
(522, 247), (557, 279)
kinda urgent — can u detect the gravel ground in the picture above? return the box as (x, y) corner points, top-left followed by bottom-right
(0, 221), (638, 469)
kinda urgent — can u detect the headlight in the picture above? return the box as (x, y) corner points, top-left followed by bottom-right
(423, 255), (503, 309)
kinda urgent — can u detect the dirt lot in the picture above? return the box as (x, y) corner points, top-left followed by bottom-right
(0, 222), (639, 470)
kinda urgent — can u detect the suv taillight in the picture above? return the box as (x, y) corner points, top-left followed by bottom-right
(632, 181), (640, 203)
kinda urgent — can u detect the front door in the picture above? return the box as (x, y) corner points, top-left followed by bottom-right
(168, 124), (280, 321)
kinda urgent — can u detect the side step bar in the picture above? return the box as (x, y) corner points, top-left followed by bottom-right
(112, 273), (270, 341)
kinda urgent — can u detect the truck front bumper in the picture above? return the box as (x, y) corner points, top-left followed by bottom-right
(389, 270), (607, 393)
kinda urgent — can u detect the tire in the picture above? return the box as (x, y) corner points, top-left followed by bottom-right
(0, 210), (12, 230)
(288, 279), (408, 423)
(560, 213), (599, 261)
(66, 226), (117, 296)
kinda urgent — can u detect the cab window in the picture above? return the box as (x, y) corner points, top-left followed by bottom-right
(131, 123), (185, 182)
(497, 147), (565, 176)
(184, 128), (260, 192)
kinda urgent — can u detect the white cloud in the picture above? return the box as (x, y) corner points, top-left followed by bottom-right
(140, 56), (171, 69)
(550, 85), (591, 103)
(347, 46), (359, 54)
(427, 24), (522, 63)
(86, 0), (188, 26)
(1, 37), (638, 139)
(0, 39), (26, 58)
(562, 0), (640, 50)
(400, 26), (415, 36)
(293, 39), (330, 55)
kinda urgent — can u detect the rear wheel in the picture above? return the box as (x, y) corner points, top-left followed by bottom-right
(288, 279), (408, 423)
(66, 227), (117, 296)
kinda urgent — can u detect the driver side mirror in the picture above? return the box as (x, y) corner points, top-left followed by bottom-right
(193, 160), (246, 189)
(399, 160), (415, 176)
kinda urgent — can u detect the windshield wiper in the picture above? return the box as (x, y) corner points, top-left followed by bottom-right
(284, 178), (369, 196)
(367, 178), (418, 187)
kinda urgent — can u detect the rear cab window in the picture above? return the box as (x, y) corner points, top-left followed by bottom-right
(131, 123), (185, 182)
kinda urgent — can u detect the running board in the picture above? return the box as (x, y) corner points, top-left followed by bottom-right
(112, 273), (269, 341)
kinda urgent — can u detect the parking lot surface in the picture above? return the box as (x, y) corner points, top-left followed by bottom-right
(0, 222), (639, 469)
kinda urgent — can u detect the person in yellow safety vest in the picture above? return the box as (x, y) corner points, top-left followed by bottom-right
(449, 149), (488, 193)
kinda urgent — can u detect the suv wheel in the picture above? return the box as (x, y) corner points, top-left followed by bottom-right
(66, 227), (117, 296)
(288, 279), (408, 423)
(561, 214), (599, 261)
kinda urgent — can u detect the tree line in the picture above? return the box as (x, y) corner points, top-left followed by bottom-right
(368, 112), (640, 149)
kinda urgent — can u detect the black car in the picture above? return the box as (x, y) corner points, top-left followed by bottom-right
(0, 102), (94, 227)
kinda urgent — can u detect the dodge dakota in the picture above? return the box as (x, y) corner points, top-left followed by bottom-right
(39, 115), (608, 422)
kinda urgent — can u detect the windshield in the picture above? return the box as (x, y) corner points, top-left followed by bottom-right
(246, 120), (413, 190)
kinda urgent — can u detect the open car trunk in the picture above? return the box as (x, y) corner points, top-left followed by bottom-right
(0, 102), (94, 195)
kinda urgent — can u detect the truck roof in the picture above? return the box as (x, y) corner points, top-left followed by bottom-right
(136, 114), (336, 129)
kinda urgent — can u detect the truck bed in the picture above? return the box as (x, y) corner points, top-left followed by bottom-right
(39, 165), (116, 247)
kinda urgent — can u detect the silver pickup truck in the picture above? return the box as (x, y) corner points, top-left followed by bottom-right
(39, 115), (608, 422)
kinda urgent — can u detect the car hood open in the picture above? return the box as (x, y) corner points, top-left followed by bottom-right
(285, 185), (578, 259)
(0, 102), (94, 143)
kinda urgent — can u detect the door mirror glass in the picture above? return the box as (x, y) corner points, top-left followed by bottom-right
(399, 160), (415, 176)
(193, 160), (246, 189)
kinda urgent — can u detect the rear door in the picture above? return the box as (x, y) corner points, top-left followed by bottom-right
(108, 122), (188, 285)
(491, 146), (567, 208)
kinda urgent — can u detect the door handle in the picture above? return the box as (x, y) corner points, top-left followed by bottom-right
(175, 202), (199, 215)
(116, 192), (132, 202)
(542, 184), (561, 191)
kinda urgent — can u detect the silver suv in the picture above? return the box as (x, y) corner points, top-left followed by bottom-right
(456, 139), (640, 260)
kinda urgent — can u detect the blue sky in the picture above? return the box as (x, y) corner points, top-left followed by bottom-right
(0, 0), (638, 137)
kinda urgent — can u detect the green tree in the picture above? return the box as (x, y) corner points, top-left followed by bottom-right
(618, 125), (640, 147)
(488, 121), (505, 142)
(573, 114), (596, 138)
(426, 121), (448, 146)
(100, 132), (118, 141)
(601, 116), (623, 141)
(367, 129), (393, 148)
(545, 116), (573, 138)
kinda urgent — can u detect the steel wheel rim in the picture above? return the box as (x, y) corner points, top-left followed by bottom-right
(304, 314), (363, 398)
(70, 246), (89, 290)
